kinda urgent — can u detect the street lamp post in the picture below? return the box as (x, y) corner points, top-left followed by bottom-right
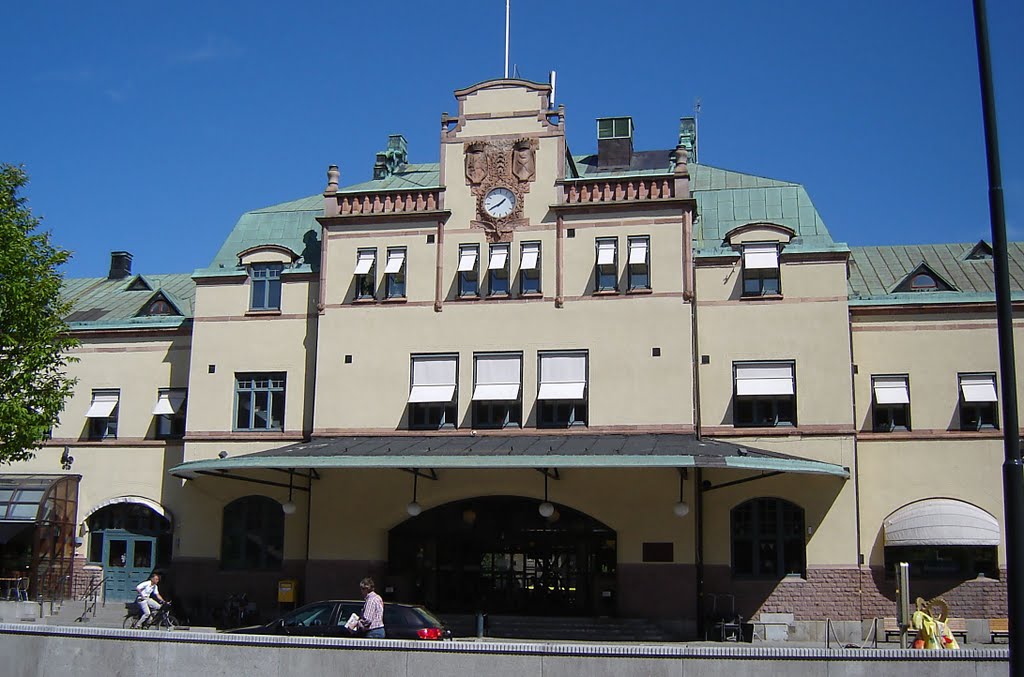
(971, 0), (1022, 671)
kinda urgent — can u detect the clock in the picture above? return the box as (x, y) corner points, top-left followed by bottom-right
(483, 187), (516, 219)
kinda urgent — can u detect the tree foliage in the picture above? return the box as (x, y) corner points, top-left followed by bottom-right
(0, 164), (77, 464)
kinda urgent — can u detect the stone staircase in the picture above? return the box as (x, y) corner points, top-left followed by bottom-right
(45, 599), (131, 628)
(443, 614), (684, 642)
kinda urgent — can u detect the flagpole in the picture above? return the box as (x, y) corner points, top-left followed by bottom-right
(504, 0), (510, 78)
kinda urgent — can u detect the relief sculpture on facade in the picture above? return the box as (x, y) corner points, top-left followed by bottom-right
(464, 137), (537, 242)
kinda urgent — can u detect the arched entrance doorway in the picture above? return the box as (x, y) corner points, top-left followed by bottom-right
(86, 499), (171, 601)
(388, 496), (616, 616)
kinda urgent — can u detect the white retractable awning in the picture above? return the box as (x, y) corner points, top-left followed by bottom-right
(597, 241), (616, 266)
(961, 375), (998, 402)
(384, 250), (406, 274)
(473, 354), (521, 401)
(735, 363), (794, 396)
(354, 250), (375, 275)
(873, 376), (910, 405)
(743, 244), (779, 270)
(520, 244), (540, 271)
(408, 356), (457, 403)
(458, 249), (478, 272)
(538, 353), (587, 400)
(628, 239), (649, 265)
(488, 247), (509, 270)
(85, 393), (119, 418)
(884, 499), (1000, 547)
(152, 391), (186, 415)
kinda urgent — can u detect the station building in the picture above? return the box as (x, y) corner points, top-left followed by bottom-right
(1, 79), (1016, 634)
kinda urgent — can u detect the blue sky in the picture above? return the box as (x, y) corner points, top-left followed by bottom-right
(3, 1), (1022, 278)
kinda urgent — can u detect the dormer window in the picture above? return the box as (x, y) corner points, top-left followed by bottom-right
(597, 117), (633, 139)
(250, 263), (283, 310)
(146, 299), (173, 316)
(742, 243), (781, 296)
(893, 263), (955, 293)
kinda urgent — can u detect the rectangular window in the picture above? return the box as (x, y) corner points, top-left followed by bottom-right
(472, 353), (522, 428)
(250, 263), (283, 310)
(353, 248), (376, 300)
(733, 362), (796, 427)
(487, 244), (510, 296)
(408, 355), (458, 430)
(85, 389), (119, 439)
(595, 238), (618, 292)
(520, 241), (541, 295)
(884, 545), (998, 580)
(234, 373), (286, 431)
(959, 373), (998, 430)
(458, 244), (480, 297)
(537, 351), (588, 427)
(872, 375), (910, 432)
(384, 248), (407, 299)
(742, 243), (781, 296)
(627, 236), (650, 291)
(597, 117), (632, 139)
(153, 388), (187, 439)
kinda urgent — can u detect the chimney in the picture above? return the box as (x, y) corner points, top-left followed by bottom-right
(373, 134), (409, 180)
(108, 251), (133, 280)
(678, 117), (697, 165)
(596, 117), (633, 168)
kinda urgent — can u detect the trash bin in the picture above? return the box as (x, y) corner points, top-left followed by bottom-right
(277, 579), (298, 604)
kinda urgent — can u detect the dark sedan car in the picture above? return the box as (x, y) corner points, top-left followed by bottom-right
(227, 600), (451, 640)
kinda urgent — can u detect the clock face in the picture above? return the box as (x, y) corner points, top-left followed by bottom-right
(483, 187), (516, 219)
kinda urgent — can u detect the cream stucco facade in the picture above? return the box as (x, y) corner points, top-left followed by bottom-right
(3, 80), (1015, 636)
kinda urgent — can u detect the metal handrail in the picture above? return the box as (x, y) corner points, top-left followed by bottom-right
(75, 576), (107, 623)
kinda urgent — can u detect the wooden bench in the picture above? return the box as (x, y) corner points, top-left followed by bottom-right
(990, 618), (1009, 643)
(882, 617), (903, 642)
(882, 616), (968, 644)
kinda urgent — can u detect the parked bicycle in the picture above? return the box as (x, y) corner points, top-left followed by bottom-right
(124, 601), (178, 630)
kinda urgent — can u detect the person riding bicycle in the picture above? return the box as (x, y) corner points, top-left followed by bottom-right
(135, 572), (168, 627)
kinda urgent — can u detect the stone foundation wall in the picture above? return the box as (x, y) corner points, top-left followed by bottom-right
(704, 565), (1008, 621)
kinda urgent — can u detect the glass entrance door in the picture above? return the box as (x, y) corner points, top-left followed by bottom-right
(102, 532), (157, 601)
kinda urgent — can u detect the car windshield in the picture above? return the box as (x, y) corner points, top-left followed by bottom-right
(283, 604), (333, 627)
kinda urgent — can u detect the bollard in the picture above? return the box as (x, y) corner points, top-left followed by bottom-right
(476, 611), (485, 639)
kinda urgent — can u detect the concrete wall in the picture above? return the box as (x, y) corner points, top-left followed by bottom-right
(0, 625), (1008, 677)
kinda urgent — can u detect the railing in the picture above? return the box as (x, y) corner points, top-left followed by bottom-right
(76, 576), (106, 623)
(562, 176), (675, 205)
(335, 190), (441, 216)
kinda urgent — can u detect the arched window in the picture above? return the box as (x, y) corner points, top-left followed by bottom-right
(731, 498), (805, 578)
(910, 274), (937, 290)
(221, 496), (283, 570)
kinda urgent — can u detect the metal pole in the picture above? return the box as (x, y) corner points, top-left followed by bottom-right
(695, 468), (705, 639)
(504, 0), (510, 79)
(971, 0), (1023, 672)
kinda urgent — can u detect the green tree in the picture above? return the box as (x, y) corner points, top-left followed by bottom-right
(0, 164), (77, 463)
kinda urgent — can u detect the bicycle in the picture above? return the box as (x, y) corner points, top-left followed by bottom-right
(124, 600), (178, 630)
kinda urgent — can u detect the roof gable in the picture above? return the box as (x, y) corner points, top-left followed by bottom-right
(965, 240), (993, 260)
(891, 262), (958, 293)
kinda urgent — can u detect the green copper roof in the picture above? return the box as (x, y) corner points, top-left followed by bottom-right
(198, 194), (323, 276)
(169, 433), (849, 479)
(690, 164), (838, 254)
(848, 242), (1024, 305)
(336, 162), (441, 194)
(61, 273), (195, 329)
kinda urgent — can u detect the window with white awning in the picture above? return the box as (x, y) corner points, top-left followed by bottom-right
(959, 373), (997, 402)
(85, 391), (119, 418)
(384, 249), (406, 275)
(743, 243), (779, 270)
(538, 352), (587, 400)
(152, 390), (186, 415)
(873, 375), (909, 404)
(458, 246), (479, 272)
(520, 242), (540, 271)
(409, 356), (457, 403)
(354, 249), (376, 276)
(473, 354), (522, 401)
(735, 363), (794, 396)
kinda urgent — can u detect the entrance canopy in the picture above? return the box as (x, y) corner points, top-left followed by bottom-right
(884, 498), (1000, 547)
(169, 434), (849, 479)
(0, 474), (80, 523)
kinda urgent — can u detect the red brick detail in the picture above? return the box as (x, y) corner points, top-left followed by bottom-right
(704, 566), (1008, 621)
(70, 557), (102, 599)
